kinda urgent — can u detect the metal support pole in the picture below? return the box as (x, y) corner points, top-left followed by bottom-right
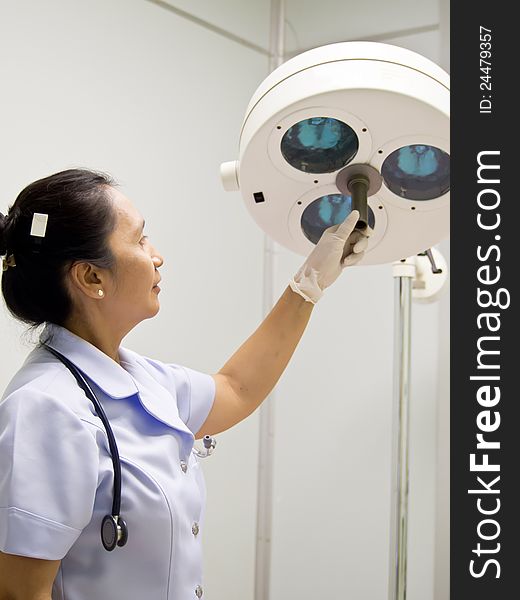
(254, 2), (284, 600)
(388, 260), (415, 600)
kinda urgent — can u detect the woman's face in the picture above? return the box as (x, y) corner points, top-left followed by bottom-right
(104, 187), (164, 325)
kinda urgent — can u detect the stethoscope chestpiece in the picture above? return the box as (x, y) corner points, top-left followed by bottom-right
(101, 514), (128, 551)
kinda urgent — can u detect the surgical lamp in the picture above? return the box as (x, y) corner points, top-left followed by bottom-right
(221, 41), (449, 263)
(221, 41), (450, 600)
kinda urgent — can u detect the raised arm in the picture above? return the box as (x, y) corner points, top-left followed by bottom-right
(196, 284), (313, 438)
(195, 210), (369, 439)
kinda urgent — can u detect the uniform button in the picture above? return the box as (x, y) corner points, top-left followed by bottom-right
(195, 584), (203, 598)
(180, 461), (188, 473)
(192, 522), (200, 536)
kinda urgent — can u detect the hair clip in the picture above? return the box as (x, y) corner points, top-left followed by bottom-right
(2, 254), (16, 271)
(30, 213), (48, 238)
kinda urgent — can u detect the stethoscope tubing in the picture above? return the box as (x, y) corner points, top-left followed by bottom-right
(41, 342), (216, 550)
(42, 344), (123, 517)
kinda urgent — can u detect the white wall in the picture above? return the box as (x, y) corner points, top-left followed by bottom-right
(435, 2), (450, 597)
(0, 1), (269, 598)
(267, 2), (449, 600)
(0, 1), (449, 599)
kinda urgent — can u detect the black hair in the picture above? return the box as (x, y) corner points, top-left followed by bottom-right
(0, 168), (118, 330)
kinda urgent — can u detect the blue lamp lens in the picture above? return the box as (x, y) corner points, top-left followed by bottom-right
(281, 117), (359, 173)
(301, 194), (375, 244)
(381, 145), (450, 200)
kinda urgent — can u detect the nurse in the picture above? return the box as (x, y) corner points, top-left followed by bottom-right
(0, 168), (368, 600)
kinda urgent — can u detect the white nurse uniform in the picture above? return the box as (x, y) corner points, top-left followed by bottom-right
(0, 322), (216, 600)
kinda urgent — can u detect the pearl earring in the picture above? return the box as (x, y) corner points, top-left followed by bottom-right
(98, 289), (104, 298)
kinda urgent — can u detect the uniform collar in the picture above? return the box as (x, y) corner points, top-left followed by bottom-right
(39, 322), (139, 399)
(118, 346), (195, 440)
(39, 322), (194, 440)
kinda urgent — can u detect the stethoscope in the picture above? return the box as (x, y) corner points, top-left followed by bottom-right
(42, 344), (217, 551)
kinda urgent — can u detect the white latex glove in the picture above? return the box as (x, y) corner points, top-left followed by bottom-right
(289, 210), (370, 304)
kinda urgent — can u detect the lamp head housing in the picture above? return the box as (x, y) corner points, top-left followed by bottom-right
(221, 41), (450, 264)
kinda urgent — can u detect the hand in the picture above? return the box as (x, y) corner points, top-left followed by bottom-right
(289, 210), (371, 304)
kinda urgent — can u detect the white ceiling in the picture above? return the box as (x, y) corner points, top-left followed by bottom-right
(145, 0), (271, 52)
(147, 0), (440, 57)
(284, 0), (439, 55)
